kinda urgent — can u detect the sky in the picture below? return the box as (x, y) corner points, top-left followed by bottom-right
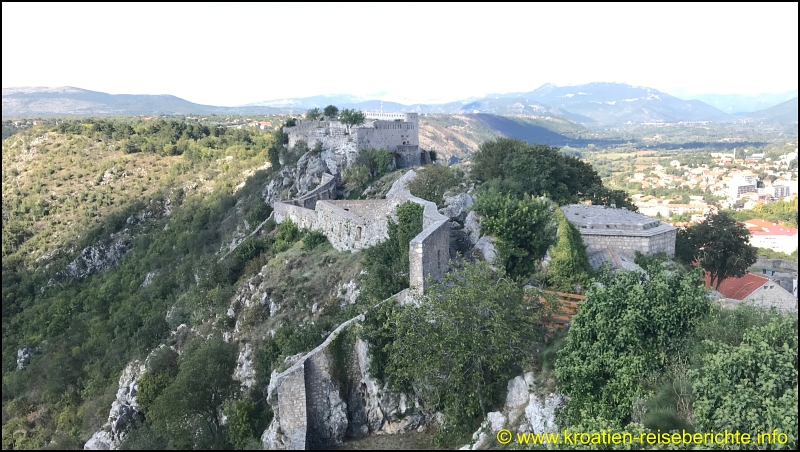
(2, 3), (798, 106)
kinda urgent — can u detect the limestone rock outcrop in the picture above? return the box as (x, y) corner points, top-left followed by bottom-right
(461, 372), (565, 450)
(472, 236), (498, 263)
(443, 193), (474, 222)
(64, 231), (132, 279)
(16, 345), (40, 370)
(84, 361), (146, 450)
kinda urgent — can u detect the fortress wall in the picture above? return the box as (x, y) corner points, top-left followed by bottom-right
(356, 123), (418, 151)
(273, 202), (318, 230)
(409, 219), (450, 292)
(294, 173), (337, 209)
(266, 314), (364, 450)
(274, 366), (308, 449)
(580, 229), (676, 258)
(327, 199), (404, 221)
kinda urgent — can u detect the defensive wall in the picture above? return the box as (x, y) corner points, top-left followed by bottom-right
(264, 289), (416, 450)
(561, 204), (677, 258)
(290, 173), (337, 210)
(266, 314), (365, 449)
(273, 169), (449, 292)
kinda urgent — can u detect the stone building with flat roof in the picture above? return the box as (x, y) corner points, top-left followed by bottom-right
(561, 204), (677, 259)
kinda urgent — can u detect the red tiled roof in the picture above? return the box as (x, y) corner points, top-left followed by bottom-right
(704, 272), (768, 300)
(744, 219), (798, 237)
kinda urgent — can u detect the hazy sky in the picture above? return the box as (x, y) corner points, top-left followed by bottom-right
(3, 3), (798, 106)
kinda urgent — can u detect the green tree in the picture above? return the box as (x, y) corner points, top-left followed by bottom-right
(339, 108), (366, 133)
(387, 261), (543, 445)
(690, 316), (798, 449)
(407, 164), (460, 207)
(473, 191), (556, 278)
(675, 211), (757, 289)
(555, 264), (711, 426)
(147, 337), (239, 448)
(544, 208), (593, 293)
(224, 398), (258, 450)
(306, 107), (322, 120)
(323, 105), (339, 118)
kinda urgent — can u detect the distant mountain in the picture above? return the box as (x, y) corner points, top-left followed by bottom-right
(2, 86), (282, 116)
(687, 90), (798, 114)
(3, 83), (748, 125)
(746, 97), (798, 124)
(518, 83), (731, 125)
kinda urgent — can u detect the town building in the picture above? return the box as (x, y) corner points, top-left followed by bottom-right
(744, 219), (798, 255)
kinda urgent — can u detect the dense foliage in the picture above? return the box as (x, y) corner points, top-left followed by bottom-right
(675, 211), (758, 289)
(406, 164), (461, 207)
(725, 198), (798, 229)
(542, 207), (594, 293)
(472, 138), (599, 204)
(690, 316), (798, 449)
(473, 191), (556, 278)
(556, 263), (711, 426)
(383, 262), (544, 446)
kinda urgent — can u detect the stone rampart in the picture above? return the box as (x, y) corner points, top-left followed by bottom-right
(265, 314), (364, 450)
(292, 173), (336, 209)
(386, 170), (451, 292)
(273, 203), (318, 230)
(755, 258), (798, 273)
(274, 169), (450, 292)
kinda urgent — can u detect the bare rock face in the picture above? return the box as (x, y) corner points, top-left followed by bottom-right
(64, 232), (132, 279)
(16, 345), (40, 370)
(444, 194), (474, 222)
(84, 361), (146, 450)
(472, 236), (498, 263)
(463, 211), (482, 246)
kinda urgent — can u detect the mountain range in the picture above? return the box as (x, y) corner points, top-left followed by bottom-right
(3, 83), (797, 126)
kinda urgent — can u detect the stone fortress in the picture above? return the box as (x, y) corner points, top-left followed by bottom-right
(284, 111), (432, 168)
(274, 170), (449, 292)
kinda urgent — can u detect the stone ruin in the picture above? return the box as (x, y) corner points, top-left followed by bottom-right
(274, 169), (450, 292)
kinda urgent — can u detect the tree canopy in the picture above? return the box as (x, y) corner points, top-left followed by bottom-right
(471, 137), (635, 209)
(323, 105), (339, 118)
(383, 261), (543, 446)
(690, 315), (798, 449)
(675, 211), (758, 289)
(306, 107), (322, 120)
(556, 263), (711, 427)
(473, 191), (556, 278)
(338, 109), (366, 131)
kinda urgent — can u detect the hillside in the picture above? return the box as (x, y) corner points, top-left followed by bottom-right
(418, 114), (621, 162)
(2, 87), (282, 116)
(747, 96), (799, 124)
(1, 119), (274, 266)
